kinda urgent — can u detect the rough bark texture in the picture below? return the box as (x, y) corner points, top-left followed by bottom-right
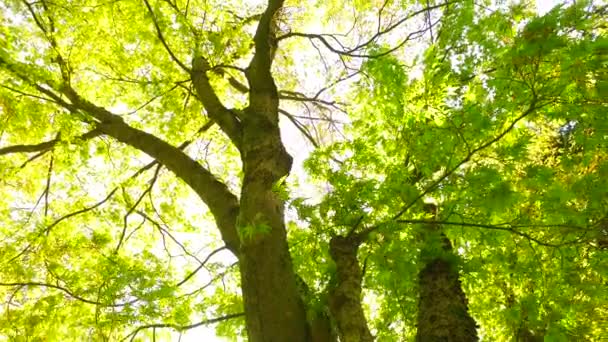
(416, 211), (478, 342)
(1, 1), (332, 340)
(233, 0), (310, 340)
(328, 236), (374, 342)
(416, 256), (478, 342)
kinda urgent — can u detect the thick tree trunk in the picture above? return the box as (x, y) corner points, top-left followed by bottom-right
(310, 313), (335, 342)
(416, 254), (478, 341)
(237, 130), (309, 341)
(234, 1), (311, 340)
(416, 206), (478, 341)
(328, 235), (374, 342)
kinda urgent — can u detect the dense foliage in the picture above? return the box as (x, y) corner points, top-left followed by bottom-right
(0, 0), (605, 340)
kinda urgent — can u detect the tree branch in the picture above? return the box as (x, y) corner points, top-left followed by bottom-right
(175, 245), (228, 287)
(278, 2), (453, 58)
(0, 55), (241, 253)
(0, 129), (102, 156)
(245, 0), (284, 115)
(391, 97), (540, 221)
(395, 219), (587, 247)
(0, 281), (136, 307)
(96, 119), (240, 252)
(190, 58), (243, 149)
(142, 0), (190, 73)
(123, 312), (244, 342)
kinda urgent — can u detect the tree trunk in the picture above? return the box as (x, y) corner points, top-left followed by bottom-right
(231, 0), (314, 340)
(328, 235), (374, 342)
(416, 254), (478, 341)
(237, 136), (309, 341)
(416, 206), (478, 341)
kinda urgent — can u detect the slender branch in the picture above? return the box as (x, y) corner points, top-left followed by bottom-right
(136, 210), (209, 265)
(392, 97), (540, 221)
(278, 2), (453, 58)
(0, 281), (136, 307)
(0, 84), (58, 103)
(396, 219), (588, 247)
(123, 312), (245, 342)
(219, 68), (345, 113)
(142, 0), (190, 73)
(43, 151), (54, 217)
(279, 109), (319, 148)
(45, 187), (119, 234)
(114, 165), (162, 253)
(175, 246), (228, 287)
(0, 129), (102, 156)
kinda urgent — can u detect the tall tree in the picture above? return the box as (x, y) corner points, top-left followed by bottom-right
(0, 0), (605, 341)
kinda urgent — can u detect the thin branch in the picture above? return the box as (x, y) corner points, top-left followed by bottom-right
(175, 246), (228, 287)
(45, 187), (119, 235)
(395, 219), (587, 247)
(0, 84), (58, 103)
(278, 2), (453, 57)
(0, 128), (102, 156)
(142, 0), (190, 73)
(43, 151), (54, 217)
(136, 210), (206, 265)
(0, 281), (136, 307)
(178, 262), (238, 299)
(392, 97), (540, 221)
(123, 312), (244, 342)
(357, 97), (542, 240)
(114, 164), (162, 253)
(279, 109), (319, 148)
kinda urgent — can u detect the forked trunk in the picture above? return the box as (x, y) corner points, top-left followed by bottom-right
(237, 114), (309, 341)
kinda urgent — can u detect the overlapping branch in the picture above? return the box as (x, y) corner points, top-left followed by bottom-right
(278, 1), (454, 58)
(142, 0), (190, 73)
(123, 312), (244, 342)
(0, 281), (137, 307)
(0, 53), (241, 253)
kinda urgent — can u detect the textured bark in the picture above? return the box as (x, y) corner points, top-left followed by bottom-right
(310, 313), (335, 342)
(1, 1), (311, 340)
(328, 236), (373, 342)
(416, 256), (478, 342)
(416, 220), (478, 342)
(234, 0), (310, 340)
(236, 135), (307, 342)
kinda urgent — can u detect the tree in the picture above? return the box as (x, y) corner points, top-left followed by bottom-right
(0, 0), (605, 341)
